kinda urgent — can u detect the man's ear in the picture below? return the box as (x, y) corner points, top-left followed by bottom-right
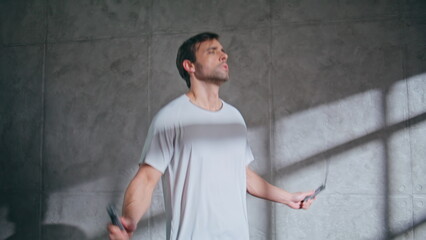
(183, 60), (195, 74)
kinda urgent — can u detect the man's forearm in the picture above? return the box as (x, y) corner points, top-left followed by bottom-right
(246, 167), (315, 209)
(246, 168), (293, 205)
(122, 164), (162, 228)
(122, 179), (153, 225)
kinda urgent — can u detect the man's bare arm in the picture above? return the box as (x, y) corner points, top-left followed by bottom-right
(123, 164), (162, 226)
(246, 167), (314, 209)
(108, 163), (162, 239)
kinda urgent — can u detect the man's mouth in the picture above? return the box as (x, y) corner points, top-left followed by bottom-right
(222, 63), (229, 71)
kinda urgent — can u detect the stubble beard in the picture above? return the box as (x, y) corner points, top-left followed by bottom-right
(195, 63), (229, 85)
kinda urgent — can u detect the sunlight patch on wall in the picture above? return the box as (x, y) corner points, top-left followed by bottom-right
(274, 88), (383, 168)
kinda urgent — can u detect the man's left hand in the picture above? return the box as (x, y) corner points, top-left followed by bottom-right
(288, 191), (316, 210)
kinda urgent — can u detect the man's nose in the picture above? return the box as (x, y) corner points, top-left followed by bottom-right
(220, 52), (228, 62)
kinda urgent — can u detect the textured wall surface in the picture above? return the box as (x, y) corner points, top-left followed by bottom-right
(1, 0), (425, 239)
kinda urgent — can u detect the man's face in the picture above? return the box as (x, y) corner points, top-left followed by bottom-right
(193, 39), (229, 84)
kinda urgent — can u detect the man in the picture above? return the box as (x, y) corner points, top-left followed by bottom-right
(108, 32), (315, 240)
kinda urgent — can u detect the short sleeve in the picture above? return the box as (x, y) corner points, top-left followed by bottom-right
(245, 139), (254, 165)
(139, 114), (175, 174)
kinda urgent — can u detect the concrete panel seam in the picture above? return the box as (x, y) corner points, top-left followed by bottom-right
(266, 0), (276, 238)
(40, 1), (49, 239)
(271, 15), (402, 29)
(44, 34), (151, 46)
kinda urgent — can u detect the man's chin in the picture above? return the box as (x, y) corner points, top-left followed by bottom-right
(202, 76), (229, 85)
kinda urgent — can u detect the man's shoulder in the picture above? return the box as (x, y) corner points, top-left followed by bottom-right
(151, 95), (186, 126)
(222, 101), (239, 113)
(158, 94), (186, 113)
(222, 101), (246, 123)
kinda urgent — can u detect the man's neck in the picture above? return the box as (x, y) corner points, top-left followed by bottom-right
(186, 82), (222, 111)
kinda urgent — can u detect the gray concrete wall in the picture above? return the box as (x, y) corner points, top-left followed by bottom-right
(1, 0), (425, 239)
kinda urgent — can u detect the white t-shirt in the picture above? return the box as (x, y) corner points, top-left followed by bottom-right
(140, 94), (254, 240)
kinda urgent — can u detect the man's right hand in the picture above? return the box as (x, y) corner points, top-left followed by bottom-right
(107, 217), (135, 240)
